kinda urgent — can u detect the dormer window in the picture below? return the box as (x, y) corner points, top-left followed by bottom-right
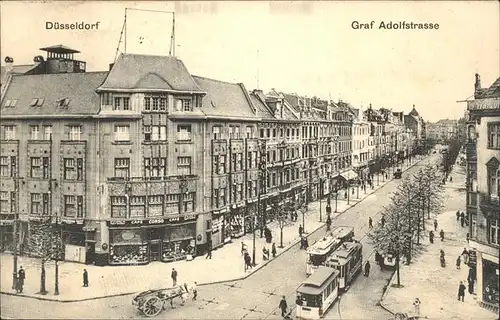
(30, 99), (44, 107)
(3, 100), (17, 108)
(143, 96), (167, 112)
(101, 92), (112, 106)
(113, 97), (130, 111)
(58, 98), (71, 107)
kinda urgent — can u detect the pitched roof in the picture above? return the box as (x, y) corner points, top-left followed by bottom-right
(98, 54), (203, 93)
(1, 72), (108, 116)
(1, 64), (37, 84)
(249, 91), (274, 120)
(192, 76), (258, 119)
(476, 77), (500, 99)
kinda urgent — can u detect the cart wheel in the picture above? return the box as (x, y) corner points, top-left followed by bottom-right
(142, 296), (163, 317)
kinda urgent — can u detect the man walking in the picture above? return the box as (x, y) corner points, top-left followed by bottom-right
(298, 225), (303, 237)
(440, 229), (445, 241)
(458, 281), (466, 302)
(456, 256), (461, 270)
(83, 269), (89, 287)
(434, 219), (438, 231)
(364, 261), (371, 277)
(17, 266), (25, 293)
(171, 268), (178, 287)
(272, 243), (277, 258)
(244, 252), (252, 271)
(279, 296), (288, 318)
(368, 217), (373, 229)
(206, 241), (212, 259)
(192, 281), (198, 300)
(429, 230), (434, 244)
(381, 216), (386, 227)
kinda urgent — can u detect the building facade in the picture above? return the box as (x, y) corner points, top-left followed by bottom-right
(465, 73), (500, 313)
(426, 119), (459, 142)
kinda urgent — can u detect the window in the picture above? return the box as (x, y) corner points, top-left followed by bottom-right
(0, 191), (8, 212)
(182, 99), (192, 111)
(487, 166), (500, 198)
(488, 123), (500, 149)
(62, 195), (75, 217)
(177, 125), (192, 141)
(43, 126), (52, 140)
(69, 126), (82, 141)
(149, 195), (164, 216)
(143, 125), (167, 141)
(30, 98), (44, 107)
(143, 96), (167, 111)
(123, 98), (130, 110)
(0, 157), (9, 177)
(220, 187), (226, 206)
(111, 196), (127, 218)
(113, 97), (121, 110)
(101, 92), (112, 106)
(30, 158), (41, 178)
(144, 97), (151, 111)
(213, 126), (221, 140)
(10, 156), (16, 177)
(63, 158), (83, 180)
(130, 196), (145, 218)
(177, 156), (192, 175)
(490, 219), (499, 245)
(3, 99), (17, 108)
(152, 97), (159, 111)
(114, 125), (130, 141)
(114, 158), (130, 178)
(213, 155), (226, 174)
(3, 126), (16, 139)
(77, 196), (84, 218)
(246, 126), (253, 138)
(159, 98), (167, 111)
(30, 126), (39, 140)
(30, 193), (44, 215)
(144, 157), (167, 179)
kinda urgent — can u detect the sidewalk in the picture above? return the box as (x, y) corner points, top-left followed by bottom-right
(0, 155), (426, 302)
(380, 166), (496, 320)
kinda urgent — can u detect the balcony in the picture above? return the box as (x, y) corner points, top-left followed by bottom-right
(467, 191), (478, 207)
(479, 193), (500, 215)
(465, 142), (477, 161)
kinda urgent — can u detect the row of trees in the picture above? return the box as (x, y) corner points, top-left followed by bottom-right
(441, 137), (464, 178)
(369, 163), (445, 287)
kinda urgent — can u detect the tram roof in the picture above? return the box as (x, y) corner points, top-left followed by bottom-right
(298, 266), (339, 295)
(328, 241), (362, 260)
(306, 226), (354, 255)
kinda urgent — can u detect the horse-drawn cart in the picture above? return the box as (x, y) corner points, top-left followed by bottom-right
(132, 287), (185, 317)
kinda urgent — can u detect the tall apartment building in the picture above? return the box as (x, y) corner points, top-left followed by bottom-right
(465, 73), (499, 313)
(349, 107), (370, 180)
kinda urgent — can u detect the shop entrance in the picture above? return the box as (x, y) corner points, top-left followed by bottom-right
(150, 240), (161, 261)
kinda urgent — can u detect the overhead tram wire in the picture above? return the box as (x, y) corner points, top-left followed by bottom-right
(114, 9), (127, 62)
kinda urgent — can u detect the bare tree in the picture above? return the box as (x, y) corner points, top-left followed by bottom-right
(270, 196), (290, 248)
(28, 218), (60, 295)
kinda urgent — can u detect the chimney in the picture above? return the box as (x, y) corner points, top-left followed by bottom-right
(4, 56), (14, 72)
(109, 63), (115, 71)
(474, 73), (482, 96)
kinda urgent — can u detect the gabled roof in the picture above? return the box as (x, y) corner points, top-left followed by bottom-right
(476, 77), (500, 99)
(98, 54), (203, 93)
(1, 72), (108, 116)
(192, 76), (258, 119)
(249, 91), (274, 120)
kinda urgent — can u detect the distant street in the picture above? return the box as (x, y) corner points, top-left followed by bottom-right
(1, 155), (440, 320)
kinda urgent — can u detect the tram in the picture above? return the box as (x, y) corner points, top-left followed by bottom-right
(296, 266), (340, 320)
(324, 241), (363, 291)
(306, 226), (354, 275)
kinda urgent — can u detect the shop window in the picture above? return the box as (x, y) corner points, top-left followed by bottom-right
(130, 196), (145, 218)
(64, 195), (76, 217)
(482, 258), (499, 305)
(148, 195), (164, 217)
(30, 125), (39, 140)
(111, 196), (127, 218)
(0, 191), (9, 212)
(177, 156), (191, 175)
(114, 158), (130, 179)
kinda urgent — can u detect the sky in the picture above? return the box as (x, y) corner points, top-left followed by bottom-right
(1, 1), (499, 122)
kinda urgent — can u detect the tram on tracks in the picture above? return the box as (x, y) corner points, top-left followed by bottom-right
(324, 241), (363, 291)
(296, 266), (340, 320)
(305, 226), (354, 275)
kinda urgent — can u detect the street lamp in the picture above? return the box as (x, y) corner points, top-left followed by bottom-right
(11, 176), (22, 290)
(254, 140), (267, 266)
(319, 178), (323, 222)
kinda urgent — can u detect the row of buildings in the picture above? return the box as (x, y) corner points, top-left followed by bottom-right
(0, 45), (425, 266)
(464, 73), (500, 313)
(426, 118), (460, 142)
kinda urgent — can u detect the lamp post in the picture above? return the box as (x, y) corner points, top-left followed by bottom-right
(319, 178), (323, 222)
(11, 176), (22, 290)
(254, 140), (267, 266)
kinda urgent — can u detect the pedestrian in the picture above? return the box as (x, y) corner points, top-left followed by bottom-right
(456, 210), (460, 221)
(413, 298), (421, 316)
(17, 266), (25, 293)
(440, 229), (444, 241)
(262, 247), (269, 261)
(83, 269), (89, 287)
(429, 230), (434, 244)
(326, 216), (332, 231)
(381, 216), (386, 227)
(206, 241), (212, 259)
(171, 268), (178, 287)
(272, 243), (277, 258)
(279, 295), (288, 318)
(368, 217), (373, 229)
(180, 283), (189, 305)
(456, 256), (461, 270)
(192, 281), (198, 300)
(460, 215), (465, 228)
(458, 281), (466, 302)
(244, 252), (252, 271)
(241, 241), (247, 256)
(15, 275), (22, 293)
(364, 261), (371, 277)
(298, 225), (303, 237)
(466, 233), (470, 244)
(434, 219), (438, 231)
(374, 251), (381, 265)
(450, 176), (453, 182)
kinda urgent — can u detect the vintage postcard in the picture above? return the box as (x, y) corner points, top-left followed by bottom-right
(0, 1), (499, 319)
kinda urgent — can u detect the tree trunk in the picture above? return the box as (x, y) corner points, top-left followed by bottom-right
(396, 251), (401, 286)
(39, 259), (47, 295)
(416, 208), (421, 245)
(279, 227), (284, 248)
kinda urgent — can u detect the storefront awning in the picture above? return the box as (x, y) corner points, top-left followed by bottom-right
(83, 220), (99, 232)
(340, 170), (358, 181)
